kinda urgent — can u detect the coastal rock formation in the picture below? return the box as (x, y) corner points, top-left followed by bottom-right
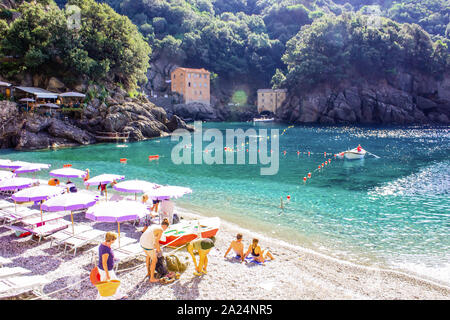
(0, 92), (194, 150)
(277, 72), (450, 125)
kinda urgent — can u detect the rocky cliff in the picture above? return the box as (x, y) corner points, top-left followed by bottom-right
(276, 71), (450, 125)
(0, 86), (193, 151)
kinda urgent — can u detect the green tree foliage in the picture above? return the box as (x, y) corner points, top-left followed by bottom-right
(0, 0), (151, 89)
(279, 12), (449, 90)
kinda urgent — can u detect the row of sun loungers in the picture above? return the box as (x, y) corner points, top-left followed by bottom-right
(0, 256), (49, 299)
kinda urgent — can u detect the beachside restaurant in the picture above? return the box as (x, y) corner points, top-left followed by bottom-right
(14, 86), (59, 114)
(13, 87), (86, 118)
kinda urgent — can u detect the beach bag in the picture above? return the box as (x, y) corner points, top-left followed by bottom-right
(90, 266), (101, 285)
(95, 280), (121, 297)
(155, 255), (169, 278)
(165, 254), (188, 273)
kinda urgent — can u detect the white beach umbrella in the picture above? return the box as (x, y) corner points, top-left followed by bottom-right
(0, 159), (12, 168)
(11, 185), (65, 203)
(41, 192), (98, 234)
(11, 185), (65, 220)
(0, 177), (36, 191)
(0, 171), (15, 181)
(84, 174), (125, 201)
(84, 174), (125, 186)
(14, 163), (51, 174)
(113, 180), (159, 200)
(49, 167), (87, 179)
(85, 200), (148, 246)
(143, 185), (193, 201)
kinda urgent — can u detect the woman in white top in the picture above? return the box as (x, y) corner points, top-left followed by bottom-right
(140, 219), (169, 283)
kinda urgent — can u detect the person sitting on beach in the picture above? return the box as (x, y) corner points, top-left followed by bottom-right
(187, 237), (215, 276)
(140, 218), (170, 283)
(97, 232), (127, 300)
(224, 233), (245, 262)
(243, 238), (274, 264)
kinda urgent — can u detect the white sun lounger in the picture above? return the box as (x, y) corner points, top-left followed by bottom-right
(0, 207), (41, 225)
(0, 199), (14, 209)
(0, 275), (50, 298)
(49, 225), (94, 249)
(63, 229), (105, 256)
(4, 220), (71, 243)
(89, 239), (140, 270)
(0, 267), (32, 279)
(0, 256), (12, 267)
(113, 243), (146, 271)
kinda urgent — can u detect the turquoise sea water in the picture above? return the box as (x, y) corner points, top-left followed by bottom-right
(1, 122), (449, 283)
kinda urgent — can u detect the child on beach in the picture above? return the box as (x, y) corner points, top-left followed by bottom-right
(244, 238), (275, 265)
(224, 233), (245, 262)
(187, 237), (215, 276)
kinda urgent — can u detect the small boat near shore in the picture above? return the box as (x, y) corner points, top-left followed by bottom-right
(253, 116), (274, 123)
(338, 145), (367, 160)
(159, 217), (220, 247)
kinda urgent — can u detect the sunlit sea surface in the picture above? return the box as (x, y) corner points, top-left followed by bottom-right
(1, 123), (449, 284)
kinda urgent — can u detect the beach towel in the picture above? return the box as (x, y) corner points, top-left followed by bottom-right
(245, 256), (269, 265)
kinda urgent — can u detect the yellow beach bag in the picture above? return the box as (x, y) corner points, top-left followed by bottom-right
(95, 280), (121, 297)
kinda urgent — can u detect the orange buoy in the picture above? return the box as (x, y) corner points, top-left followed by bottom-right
(308, 172), (311, 178)
(148, 155), (159, 160)
(308, 152), (310, 156)
(318, 165), (321, 170)
(297, 151), (300, 155)
(120, 158), (127, 163)
(303, 177), (307, 182)
(325, 161), (327, 165)
(334, 154), (337, 158)
(328, 159), (331, 162)
(287, 195), (291, 200)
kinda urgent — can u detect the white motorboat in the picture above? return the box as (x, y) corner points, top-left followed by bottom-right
(253, 117), (274, 123)
(338, 146), (367, 160)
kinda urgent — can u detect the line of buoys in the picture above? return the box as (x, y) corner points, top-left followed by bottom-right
(63, 164), (72, 168)
(119, 158), (127, 163)
(148, 155), (159, 160)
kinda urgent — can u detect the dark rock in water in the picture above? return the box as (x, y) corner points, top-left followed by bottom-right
(166, 115), (194, 132)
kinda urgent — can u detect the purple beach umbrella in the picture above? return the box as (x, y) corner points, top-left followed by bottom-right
(113, 180), (159, 200)
(0, 177), (37, 191)
(49, 167), (87, 179)
(85, 200), (148, 246)
(41, 192), (98, 234)
(0, 171), (15, 181)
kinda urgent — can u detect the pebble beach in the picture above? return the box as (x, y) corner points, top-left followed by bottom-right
(0, 203), (449, 300)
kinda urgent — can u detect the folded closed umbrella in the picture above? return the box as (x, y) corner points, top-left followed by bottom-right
(50, 167), (87, 179)
(86, 200), (148, 246)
